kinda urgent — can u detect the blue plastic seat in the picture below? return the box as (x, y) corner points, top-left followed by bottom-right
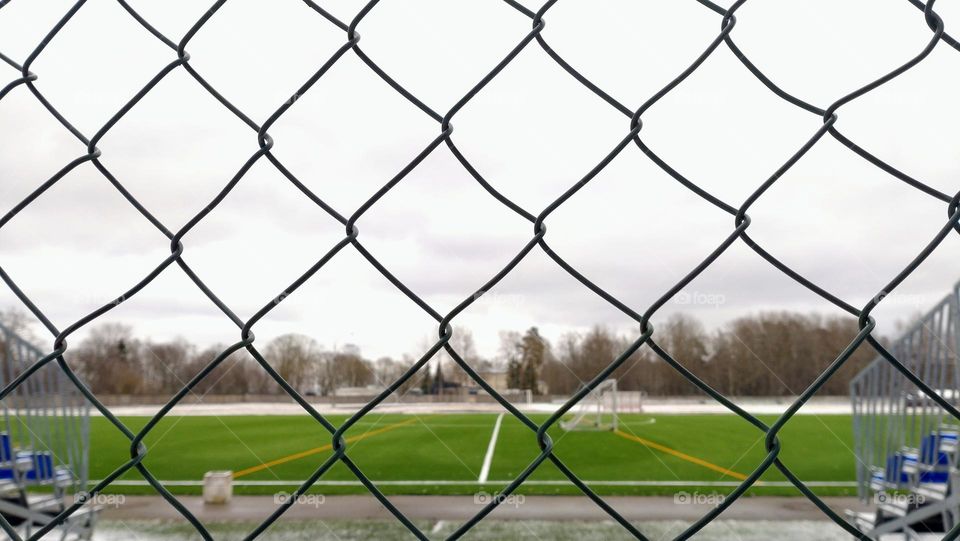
(884, 453), (912, 485)
(920, 434), (951, 466)
(22, 451), (54, 482)
(0, 432), (11, 463)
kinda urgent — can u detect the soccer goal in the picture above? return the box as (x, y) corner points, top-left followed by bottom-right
(561, 379), (623, 431)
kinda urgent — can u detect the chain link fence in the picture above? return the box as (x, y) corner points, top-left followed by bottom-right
(1, 0), (959, 539)
(850, 283), (960, 503)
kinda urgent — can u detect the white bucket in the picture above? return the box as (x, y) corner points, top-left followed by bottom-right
(202, 470), (233, 504)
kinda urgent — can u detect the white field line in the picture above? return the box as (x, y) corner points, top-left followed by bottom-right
(92, 479), (857, 487)
(478, 413), (504, 483)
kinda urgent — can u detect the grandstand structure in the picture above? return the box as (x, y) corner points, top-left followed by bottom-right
(0, 321), (95, 539)
(848, 280), (960, 539)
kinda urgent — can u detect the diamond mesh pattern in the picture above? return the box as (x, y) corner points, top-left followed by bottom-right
(1, 0), (960, 539)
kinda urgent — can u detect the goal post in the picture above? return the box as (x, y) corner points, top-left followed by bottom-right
(561, 379), (621, 431)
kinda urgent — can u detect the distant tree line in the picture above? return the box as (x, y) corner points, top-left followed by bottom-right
(533, 313), (879, 396)
(0, 308), (883, 397)
(60, 325), (417, 396)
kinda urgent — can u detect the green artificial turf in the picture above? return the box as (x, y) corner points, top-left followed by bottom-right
(86, 413), (858, 496)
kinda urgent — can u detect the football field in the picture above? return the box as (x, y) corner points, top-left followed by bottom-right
(88, 413), (858, 496)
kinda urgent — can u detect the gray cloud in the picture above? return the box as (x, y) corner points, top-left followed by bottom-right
(2, 0), (958, 360)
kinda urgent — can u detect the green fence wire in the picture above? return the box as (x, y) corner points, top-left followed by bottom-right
(1, 0), (960, 539)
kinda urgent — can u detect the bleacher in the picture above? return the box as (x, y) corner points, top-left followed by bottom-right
(0, 321), (95, 539)
(848, 281), (960, 539)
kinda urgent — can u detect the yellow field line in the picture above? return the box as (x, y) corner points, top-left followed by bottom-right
(233, 418), (417, 479)
(613, 429), (748, 481)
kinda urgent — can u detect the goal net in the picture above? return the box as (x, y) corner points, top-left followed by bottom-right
(561, 379), (622, 431)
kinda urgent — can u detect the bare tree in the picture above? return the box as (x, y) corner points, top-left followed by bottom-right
(71, 323), (142, 394)
(442, 328), (479, 386)
(330, 349), (374, 389)
(0, 307), (35, 340)
(140, 339), (194, 394)
(651, 314), (710, 395)
(702, 312), (876, 397)
(264, 334), (321, 392)
(572, 326), (619, 382)
(13, 309), (881, 399)
(372, 356), (420, 395)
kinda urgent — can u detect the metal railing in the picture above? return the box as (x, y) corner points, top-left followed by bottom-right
(2, 0), (960, 539)
(851, 282), (960, 500)
(0, 321), (91, 538)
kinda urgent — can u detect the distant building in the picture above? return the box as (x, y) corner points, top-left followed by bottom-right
(476, 367), (508, 392)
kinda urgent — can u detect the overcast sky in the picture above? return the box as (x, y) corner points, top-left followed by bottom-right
(1, 0), (959, 361)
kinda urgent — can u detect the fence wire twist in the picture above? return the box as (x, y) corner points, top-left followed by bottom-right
(1, 0), (959, 539)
